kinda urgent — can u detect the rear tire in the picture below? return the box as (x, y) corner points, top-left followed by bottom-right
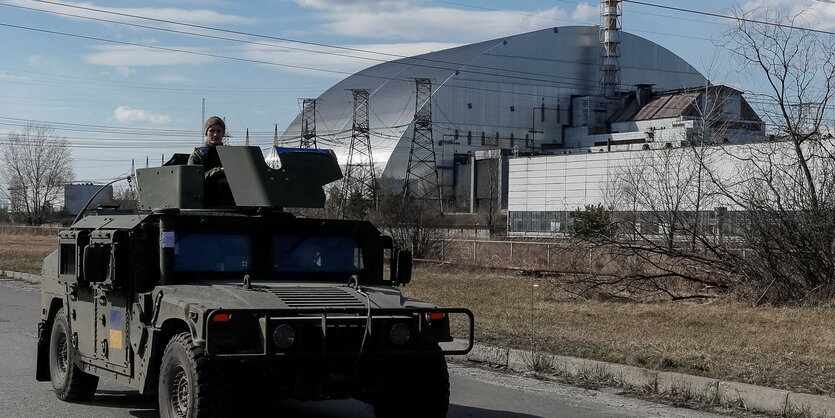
(373, 353), (450, 418)
(49, 307), (99, 401)
(158, 332), (230, 418)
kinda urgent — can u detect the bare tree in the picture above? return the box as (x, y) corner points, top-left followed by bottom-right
(562, 6), (835, 305)
(1, 124), (74, 225)
(369, 192), (443, 258)
(113, 184), (139, 211)
(554, 76), (769, 301)
(714, 6), (835, 303)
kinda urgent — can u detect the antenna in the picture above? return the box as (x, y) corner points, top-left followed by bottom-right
(201, 98), (206, 144)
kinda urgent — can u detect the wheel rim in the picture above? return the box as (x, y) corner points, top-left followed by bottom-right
(54, 330), (68, 379)
(170, 365), (190, 418)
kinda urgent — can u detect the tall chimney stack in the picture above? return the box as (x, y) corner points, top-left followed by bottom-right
(600, 0), (622, 98)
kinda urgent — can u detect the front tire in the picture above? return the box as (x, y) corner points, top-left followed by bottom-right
(48, 307), (99, 401)
(158, 332), (229, 418)
(373, 353), (450, 418)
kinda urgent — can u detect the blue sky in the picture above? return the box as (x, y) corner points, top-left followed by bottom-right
(0, 0), (825, 182)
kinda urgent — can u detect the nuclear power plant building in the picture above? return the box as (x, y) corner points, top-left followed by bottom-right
(278, 25), (764, 215)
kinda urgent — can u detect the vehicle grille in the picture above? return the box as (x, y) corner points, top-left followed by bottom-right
(267, 287), (367, 309)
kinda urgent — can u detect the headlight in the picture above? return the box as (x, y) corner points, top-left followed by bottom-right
(272, 323), (296, 349)
(389, 322), (411, 346)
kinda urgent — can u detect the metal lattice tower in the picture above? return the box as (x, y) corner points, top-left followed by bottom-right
(402, 78), (442, 212)
(600, 0), (622, 98)
(299, 98), (318, 149)
(340, 89), (377, 216)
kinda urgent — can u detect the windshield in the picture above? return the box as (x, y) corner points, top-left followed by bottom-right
(175, 233), (252, 272)
(273, 235), (363, 273)
(173, 233), (363, 274)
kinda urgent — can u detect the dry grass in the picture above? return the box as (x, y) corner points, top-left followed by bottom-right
(404, 264), (835, 397)
(4, 232), (835, 397)
(0, 234), (56, 273)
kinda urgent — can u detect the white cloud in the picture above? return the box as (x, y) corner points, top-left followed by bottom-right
(113, 106), (171, 124)
(5, 0), (255, 25)
(571, 3), (598, 23)
(737, 0), (835, 29)
(239, 41), (461, 77)
(309, 6), (570, 42)
(295, 0), (421, 12)
(152, 74), (194, 84)
(84, 45), (214, 70)
(115, 66), (135, 77)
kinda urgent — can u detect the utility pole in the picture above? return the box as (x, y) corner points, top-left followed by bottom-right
(273, 124), (279, 147)
(201, 98), (205, 144)
(402, 78), (443, 212)
(299, 98), (318, 149)
(340, 89), (377, 218)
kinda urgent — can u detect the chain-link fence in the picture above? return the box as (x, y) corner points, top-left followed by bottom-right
(433, 237), (751, 279)
(434, 238), (625, 274)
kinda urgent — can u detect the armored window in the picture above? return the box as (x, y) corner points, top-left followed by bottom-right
(59, 244), (76, 275)
(174, 234), (252, 272)
(272, 235), (363, 273)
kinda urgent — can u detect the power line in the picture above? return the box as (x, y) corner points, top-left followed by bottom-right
(12, 0), (707, 87)
(432, 0), (720, 40)
(12, 1), (581, 86)
(623, 0), (835, 36)
(0, 20), (608, 100)
(0, 0), (724, 107)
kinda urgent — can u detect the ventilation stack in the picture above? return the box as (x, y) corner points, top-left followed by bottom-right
(600, 0), (622, 98)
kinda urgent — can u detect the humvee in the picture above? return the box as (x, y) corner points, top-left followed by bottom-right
(35, 146), (474, 417)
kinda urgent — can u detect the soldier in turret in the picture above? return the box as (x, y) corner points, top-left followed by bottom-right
(188, 116), (226, 179)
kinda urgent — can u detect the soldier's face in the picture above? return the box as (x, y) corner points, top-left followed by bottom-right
(206, 125), (224, 145)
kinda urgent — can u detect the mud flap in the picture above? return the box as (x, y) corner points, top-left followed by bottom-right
(35, 320), (50, 381)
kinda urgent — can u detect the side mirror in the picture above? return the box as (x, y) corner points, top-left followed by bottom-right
(83, 244), (110, 283)
(395, 250), (412, 286)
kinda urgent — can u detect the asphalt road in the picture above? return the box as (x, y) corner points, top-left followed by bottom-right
(0, 278), (731, 418)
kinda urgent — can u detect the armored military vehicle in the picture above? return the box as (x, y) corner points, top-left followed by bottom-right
(35, 146), (474, 417)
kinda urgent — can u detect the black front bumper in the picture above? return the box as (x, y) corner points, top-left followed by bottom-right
(205, 307), (474, 360)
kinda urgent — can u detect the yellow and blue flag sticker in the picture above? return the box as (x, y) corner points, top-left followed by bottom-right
(109, 310), (123, 350)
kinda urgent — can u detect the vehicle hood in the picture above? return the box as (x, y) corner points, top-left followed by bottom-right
(156, 281), (431, 311)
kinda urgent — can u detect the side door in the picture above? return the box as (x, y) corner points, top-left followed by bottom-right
(60, 231), (97, 361)
(89, 230), (132, 376)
